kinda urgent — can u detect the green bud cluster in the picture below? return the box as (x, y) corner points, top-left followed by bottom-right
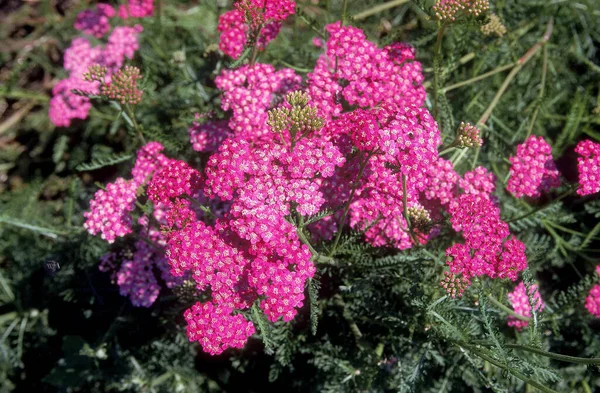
(266, 91), (325, 145)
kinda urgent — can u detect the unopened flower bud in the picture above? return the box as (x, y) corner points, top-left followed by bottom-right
(440, 271), (470, 298)
(481, 14), (507, 37)
(457, 122), (483, 148)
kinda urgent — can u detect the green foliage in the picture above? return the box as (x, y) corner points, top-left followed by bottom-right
(1, 0), (600, 392)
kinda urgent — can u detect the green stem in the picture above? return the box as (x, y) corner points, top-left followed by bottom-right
(486, 294), (531, 322)
(124, 104), (146, 144)
(444, 62), (515, 93)
(183, 195), (216, 219)
(525, 44), (548, 138)
(505, 187), (573, 223)
(432, 22), (448, 119)
(353, 0), (409, 20)
(340, 0), (348, 26)
(476, 19), (553, 127)
(402, 174), (418, 245)
(474, 342), (600, 365)
(457, 343), (560, 393)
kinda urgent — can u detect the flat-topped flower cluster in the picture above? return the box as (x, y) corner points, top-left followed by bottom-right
(80, 0), (600, 356)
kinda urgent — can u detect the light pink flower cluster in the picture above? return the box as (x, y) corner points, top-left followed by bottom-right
(585, 266), (600, 318)
(84, 142), (168, 243)
(575, 140), (600, 196)
(215, 64), (301, 139)
(118, 0), (154, 19)
(433, 0), (490, 22)
(446, 194), (526, 283)
(49, 25), (143, 126)
(507, 282), (545, 330)
(74, 3), (116, 38)
(308, 23), (425, 120)
(218, 0), (295, 59)
(507, 135), (561, 198)
(188, 119), (233, 153)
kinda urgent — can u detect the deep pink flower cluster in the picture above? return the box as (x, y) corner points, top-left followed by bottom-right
(84, 142), (168, 243)
(215, 64), (301, 139)
(49, 25), (143, 126)
(507, 282), (545, 330)
(585, 266), (600, 318)
(217, 0), (295, 59)
(446, 194), (526, 281)
(189, 119), (233, 153)
(74, 3), (115, 38)
(308, 23), (425, 120)
(507, 135), (561, 198)
(574, 140), (600, 196)
(459, 166), (495, 198)
(184, 301), (256, 355)
(118, 0), (154, 19)
(147, 160), (202, 205)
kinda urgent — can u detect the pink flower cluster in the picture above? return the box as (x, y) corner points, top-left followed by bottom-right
(575, 140), (600, 196)
(507, 135), (561, 198)
(446, 194), (527, 282)
(118, 0), (154, 19)
(188, 119), (233, 153)
(585, 266), (600, 318)
(507, 282), (545, 330)
(84, 142), (168, 243)
(49, 25), (143, 127)
(218, 0), (295, 59)
(74, 3), (116, 38)
(459, 166), (495, 197)
(308, 23), (425, 120)
(215, 64), (301, 139)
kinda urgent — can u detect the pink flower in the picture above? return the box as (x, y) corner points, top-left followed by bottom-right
(585, 285), (600, 318)
(574, 139), (600, 196)
(189, 119), (233, 153)
(83, 178), (138, 243)
(184, 301), (255, 355)
(118, 0), (154, 19)
(459, 166), (495, 198)
(507, 135), (561, 198)
(74, 3), (115, 38)
(507, 282), (545, 330)
(147, 160), (203, 205)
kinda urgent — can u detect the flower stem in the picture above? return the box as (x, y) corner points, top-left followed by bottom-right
(432, 22), (448, 119)
(486, 294), (531, 322)
(328, 152), (369, 257)
(525, 44), (548, 138)
(474, 341), (600, 365)
(125, 104), (146, 145)
(505, 187), (573, 223)
(352, 0), (409, 21)
(183, 195), (216, 219)
(443, 62), (515, 93)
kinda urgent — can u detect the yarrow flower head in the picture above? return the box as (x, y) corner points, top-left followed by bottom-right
(217, 0), (295, 59)
(189, 118), (233, 153)
(574, 139), (600, 196)
(118, 0), (154, 19)
(184, 301), (255, 355)
(456, 122), (483, 148)
(74, 3), (115, 38)
(147, 160), (203, 205)
(49, 23), (143, 126)
(99, 65), (144, 105)
(507, 135), (561, 198)
(507, 282), (545, 330)
(433, 0), (490, 22)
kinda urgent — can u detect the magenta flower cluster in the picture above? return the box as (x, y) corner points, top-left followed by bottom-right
(74, 3), (116, 38)
(575, 139), (600, 196)
(507, 135), (561, 198)
(118, 0), (154, 19)
(49, 1), (153, 127)
(585, 266), (600, 318)
(218, 0), (295, 59)
(507, 282), (545, 330)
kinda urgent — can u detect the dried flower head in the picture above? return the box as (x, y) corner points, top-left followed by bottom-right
(481, 13), (507, 37)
